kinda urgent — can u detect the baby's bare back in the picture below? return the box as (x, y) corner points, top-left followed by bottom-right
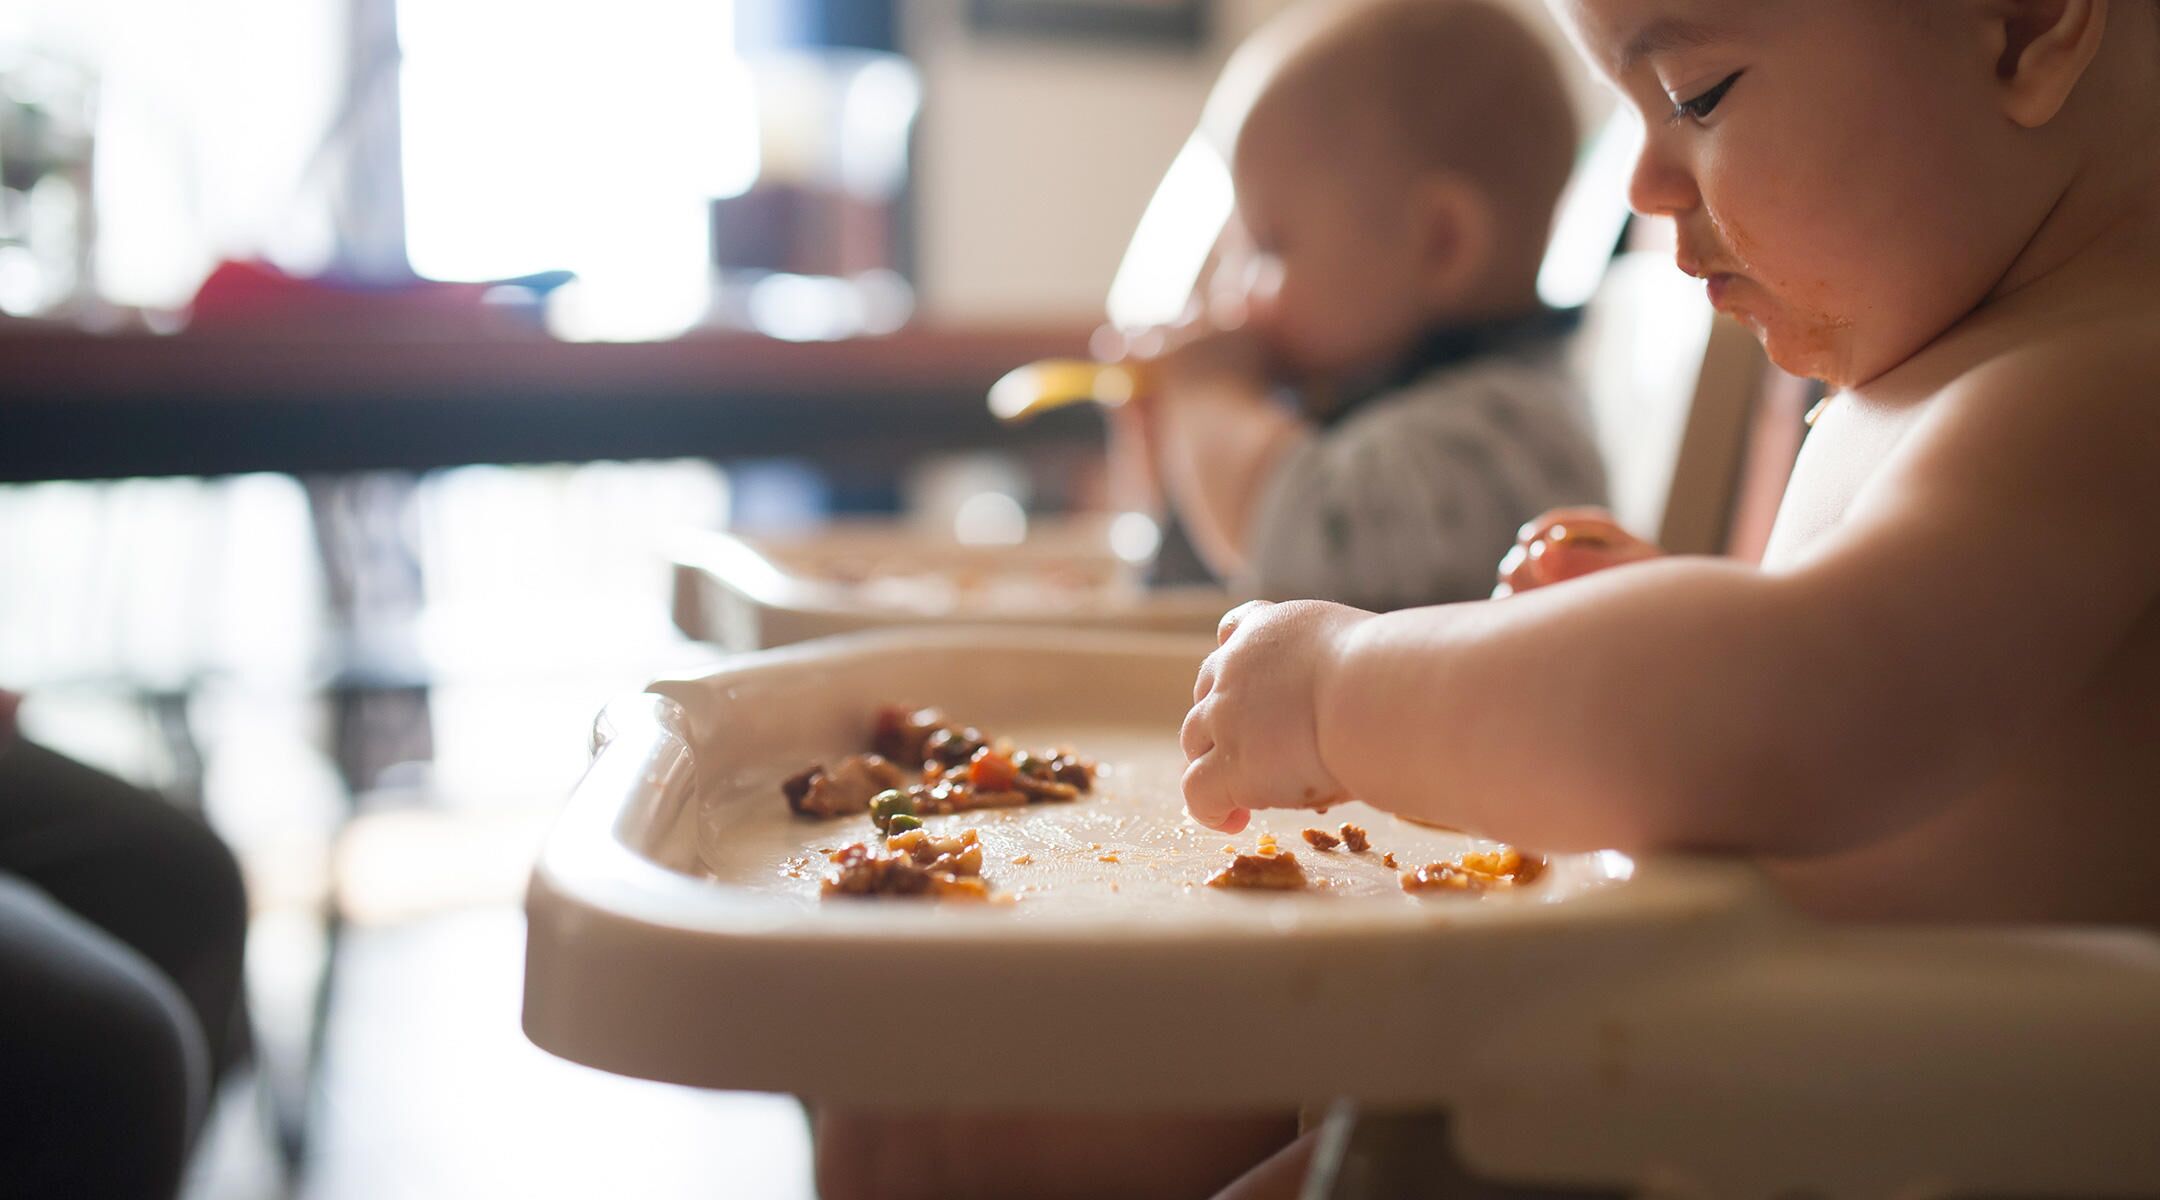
(1756, 307), (2160, 925)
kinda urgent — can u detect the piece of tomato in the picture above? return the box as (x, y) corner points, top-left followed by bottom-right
(967, 747), (1017, 792)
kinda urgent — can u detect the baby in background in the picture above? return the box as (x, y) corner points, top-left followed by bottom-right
(1121, 0), (1605, 613)
(1186, 0), (2160, 925)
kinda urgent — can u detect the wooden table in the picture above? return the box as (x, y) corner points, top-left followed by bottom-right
(0, 323), (1100, 482)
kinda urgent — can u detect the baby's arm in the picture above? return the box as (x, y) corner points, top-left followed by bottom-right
(1198, 342), (2160, 851)
(1141, 329), (1311, 577)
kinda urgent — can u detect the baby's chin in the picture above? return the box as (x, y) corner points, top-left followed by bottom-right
(1723, 293), (1864, 387)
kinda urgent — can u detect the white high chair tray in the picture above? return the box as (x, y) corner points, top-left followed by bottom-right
(525, 630), (2160, 1198)
(669, 518), (1235, 651)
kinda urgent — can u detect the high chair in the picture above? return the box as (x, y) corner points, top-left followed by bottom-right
(524, 628), (2160, 1199)
(528, 122), (2158, 1198)
(1572, 252), (1768, 557)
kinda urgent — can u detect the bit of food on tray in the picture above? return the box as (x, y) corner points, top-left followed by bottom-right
(782, 705), (1099, 823)
(783, 754), (909, 818)
(1301, 827), (1342, 851)
(1206, 833), (1309, 891)
(1398, 846), (1546, 894)
(1339, 824), (1370, 853)
(821, 828), (992, 901)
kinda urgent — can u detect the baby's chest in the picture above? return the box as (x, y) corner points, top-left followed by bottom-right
(1758, 395), (1928, 564)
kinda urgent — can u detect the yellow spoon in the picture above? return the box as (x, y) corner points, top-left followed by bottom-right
(988, 359), (1150, 424)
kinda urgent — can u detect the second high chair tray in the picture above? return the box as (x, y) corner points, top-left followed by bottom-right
(524, 629), (2160, 1198)
(669, 517), (1235, 651)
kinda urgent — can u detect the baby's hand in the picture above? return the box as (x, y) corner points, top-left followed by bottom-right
(1181, 599), (1372, 832)
(1124, 319), (1273, 406)
(1492, 507), (1662, 598)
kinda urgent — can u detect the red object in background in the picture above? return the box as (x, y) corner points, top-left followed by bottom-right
(186, 260), (543, 337)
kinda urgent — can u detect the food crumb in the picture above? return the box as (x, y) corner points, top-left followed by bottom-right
(1340, 824), (1370, 853)
(1399, 846), (1546, 894)
(1257, 833), (1281, 856)
(1301, 828), (1341, 851)
(1206, 849), (1308, 890)
(1010, 853), (1034, 865)
(1221, 844), (1238, 854)
(1381, 852), (1398, 869)
(1098, 852), (1121, 864)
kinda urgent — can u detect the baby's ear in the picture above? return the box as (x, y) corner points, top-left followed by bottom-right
(1989, 0), (2106, 128)
(1409, 173), (1495, 311)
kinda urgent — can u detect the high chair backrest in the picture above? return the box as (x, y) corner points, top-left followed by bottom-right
(1571, 252), (1767, 555)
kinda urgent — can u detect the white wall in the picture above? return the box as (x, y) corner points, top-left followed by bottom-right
(903, 0), (1607, 325)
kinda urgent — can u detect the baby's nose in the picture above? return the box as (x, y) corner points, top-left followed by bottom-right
(1627, 136), (1700, 219)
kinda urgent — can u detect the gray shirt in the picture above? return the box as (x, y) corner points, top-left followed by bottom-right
(1241, 342), (1605, 612)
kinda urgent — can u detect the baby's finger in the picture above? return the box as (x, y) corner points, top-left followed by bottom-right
(1516, 506), (1619, 546)
(1494, 540), (1532, 593)
(1218, 600), (1268, 645)
(1180, 699), (1217, 762)
(1182, 754), (1249, 833)
(1193, 658), (1219, 704)
(1533, 534), (1657, 586)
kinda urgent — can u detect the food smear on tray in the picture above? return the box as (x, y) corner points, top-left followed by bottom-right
(1206, 833), (1309, 890)
(785, 706), (1100, 902)
(1398, 846), (1546, 893)
(782, 705), (1098, 821)
(822, 828), (993, 901)
(1203, 827), (1545, 897)
(774, 709), (1548, 904)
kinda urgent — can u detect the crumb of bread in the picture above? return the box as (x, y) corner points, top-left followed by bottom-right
(1381, 852), (1398, 869)
(1301, 828), (1342, 851)
(1339, 825), (1369, 853)
(1010, 853), (1033, 865)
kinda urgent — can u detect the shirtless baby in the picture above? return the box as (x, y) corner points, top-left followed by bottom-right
(1186, 0), (2160, 929)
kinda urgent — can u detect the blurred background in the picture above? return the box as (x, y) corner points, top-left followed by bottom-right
(0, 0), (1601, 1195)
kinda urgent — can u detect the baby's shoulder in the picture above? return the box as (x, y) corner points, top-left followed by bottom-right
(1878, 307), (2160, 540)
(1904, 307), (2160, 458)
(1961, 307), (2160, 399)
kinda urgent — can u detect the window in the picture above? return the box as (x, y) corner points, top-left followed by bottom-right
(397, 0), (752, 340)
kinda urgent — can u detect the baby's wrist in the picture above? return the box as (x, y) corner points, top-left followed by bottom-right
(1309, 611), (1372, 797)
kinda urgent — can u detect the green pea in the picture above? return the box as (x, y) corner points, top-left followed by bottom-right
(884, 813), (924, 835)
(869, 789), (916, 831)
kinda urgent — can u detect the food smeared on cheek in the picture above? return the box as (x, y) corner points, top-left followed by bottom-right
(1707, 201), (1863, 383)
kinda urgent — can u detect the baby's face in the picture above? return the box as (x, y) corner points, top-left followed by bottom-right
(1220, 111), (1434, 384)
(1556, 0), (2064, 386)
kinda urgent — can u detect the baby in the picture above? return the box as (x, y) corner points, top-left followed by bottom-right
(1122, 0), (1605, 612)
(1178, 0), (2160, 1190)
(1186, 0), (2160, 922)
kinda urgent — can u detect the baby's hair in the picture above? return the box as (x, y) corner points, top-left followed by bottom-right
(1238, 0), (1579, 273)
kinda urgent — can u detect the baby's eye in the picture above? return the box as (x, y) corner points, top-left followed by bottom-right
(1667, 70), (1743, 125)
